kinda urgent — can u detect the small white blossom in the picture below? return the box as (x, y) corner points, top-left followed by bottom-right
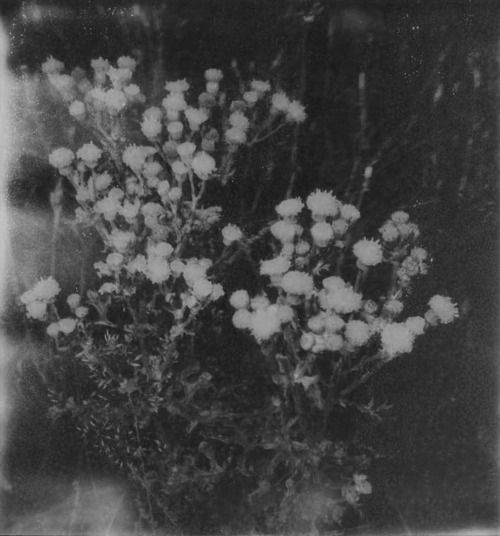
(306, 190), (339, 219)
(204, 68), (223, 82)
(250, 80), (271, 93)
(58, 318), (77, 335)
(76, 142), (102, 167)
(167, 121), (184, 140)
(286, 100), (307, 123)
(117, 55), (137, 71)
(353, 238), (383, 267)
(232, 309), (252, 330)
(281, 271), (314, 296)
(177, 142), (196, 161)
(311, 221), (334, 247)
(225, 127), (247, 144)
(384, 299), (404, 316)
(75, 306), (89, 319)
(46, 322), (60, 338)
(381, 322), (415, 357)
(325, 286), (362, 314)
(106, 252), (124, 270)
(141, 117), (162, 139)
(122, 145), (155, 172)
(69, 100), (86, 119)
(26, 301), (47, 320)
(405, 316), (426, 336)
(104, 88), (127, 113)
(146, 257), (171, 284)
(324, 313), (345, 333)
(260, 256), (291, 277)
(49, 147), (74, 169)
(428, 295), (459, 324)
(222, 224), (243, 246)
(144, 106), (163, 122)
(229, 111), (250, 132)
(94, 172), (112, 191)
(379, 221), (399, 242)
(168, 187), (182, 202)
(322, 276), (346, 292)
(192, 151), (216, 180)
(271, 92), (290, 112)
(229, 290), (250, 309)
(243, 90), (258, 105)
(66, 294), (81, 309)
(163, 92), (187, 112)
(107, 66), (132, 89)
(345, 320), (371, 346)
(275, 198), (304, 219)
(331, 219), (349, 236)
(185, 107), (208, 130)
(42, 56), (64, 75)
(250, 306), (281, 341)
(340, 204), (360, 222)
(99, 282), (118, 294)
(109, 229), (135, 253)
(391, 211), (410, 224)
(270, 220), (298, 244)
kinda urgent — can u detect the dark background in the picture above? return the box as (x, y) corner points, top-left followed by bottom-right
(1, 0), (498, 532)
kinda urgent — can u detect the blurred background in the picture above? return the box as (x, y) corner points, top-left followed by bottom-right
(0, 0), (498, 533)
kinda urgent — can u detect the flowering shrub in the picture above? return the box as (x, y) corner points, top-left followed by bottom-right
(16, 55), (458, 534)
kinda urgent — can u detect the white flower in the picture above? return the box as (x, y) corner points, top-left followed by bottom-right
(307, 314), (325, 333)
(95, 196), (120, 221)
(411, 247), (428, 261)
(243, 90), (258, 105)
(107, 66), (132, 89)
(353, 238), (383, 267)
(66, 294), (81, 309)
(275, 198), (304, 219)
(270, 220), (298, 244)
(250, 306), (281, 341)
(119, 200), (139, 223)
(192, 278), (213, 300)
(185, 107), (208, 130)
(167, 121), (184, 139)
(340, 204), (360, 222)
(157, 180), (170, 197)
(48, 74), (74, 99)
(124, 84), (141, 99)
(306, 190), (339, 219)
(163, 92), (187, 112)
(325, 286), (362, 314)
(46, 322), (60, 338)
(260, 256), (291, 276)
(250, 80), (271, 93)
(26, 301), (47, 320)
(322, 276), (346, 292)
(42, 56), (64, 75)
(379, 221), (399, 242)
(225, 127), (247, 144)
(286, 100), (306, 123)
(126, 254), (147, 275)
(109, 230), (135, 253)
(144, 106), (163, 121)
(141, 117), (162, 139)
(183, 260), (209, 286)
(94, 261), (112, 277)
(76, 142), (102, 167)
(277, 304), (294, 323)
(165, 79), (190, 93)
(331, 219), (349, 236)
(204, 68), (223, 82)
(300, 332), (315, 350)
(381, 322), (415, 357)
(58, 318), (77, 335)
(345, 320), (370, 346)
(354, 474), (372, 495)
(168, 187), (182, 202)
(428, 295), (459, 324)
(122, 145), (155, 172)
(222, 224), (243, 246)
(405, 316), (426, 336)
(91, 57), (110, 72)
(69, 100), (86, 119)
(106, 252), (124, 270)
(94, 172), (112, 191)
(391, 211), (410, 224)
(384, 299), (404, 316)
(146, 257), (170, 284)
(281, 271), (314, 296)
(192, 151), (216, 180)
(250, 295), (270, 310)
(148, 241), (173, 259)
(75, 306), (88, 319)
(99, 282), (118, 294)
(49, 147), (74, 169)
(232, 309), (252, 330)
(211, 283), (225, 301)
(325, 333), (344, 351)
(324, 313), (345, 333)
(229, 111), (250, 131)
(23, 276), (61, 303)
(104, 88), (127, 113)
(311, 221), (334, 247)
(295, 241), (311, 255)
(271, 92), (290, 112)
(177, 142), (196, 161)
(117, 55), (137, 71)
(230, 290), (250, 309)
